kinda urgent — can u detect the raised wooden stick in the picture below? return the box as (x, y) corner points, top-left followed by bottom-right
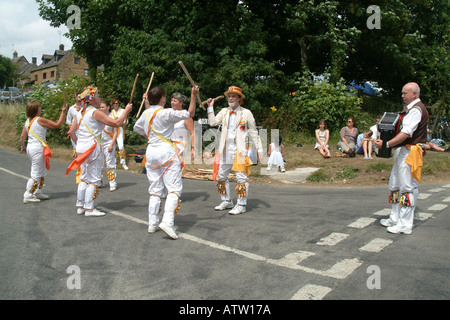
(64, 87), (67, 106)
(136, 72), (155, 118)
(178, 61), (204, 110)
(129, 74), (139, 104)
(200, 95), (224, 109)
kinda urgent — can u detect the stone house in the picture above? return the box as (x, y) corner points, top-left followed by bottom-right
(12, 44), (89, 88)
(30, 44), (89, 85)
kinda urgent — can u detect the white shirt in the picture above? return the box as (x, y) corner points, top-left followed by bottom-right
(66, 104), (80, 126)
(401, 99), (422, 138)
(26, 117), (47, 148)
(227, 106), (240, 143)
(76, 107), (104, 147)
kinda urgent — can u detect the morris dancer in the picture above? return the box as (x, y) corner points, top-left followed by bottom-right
(110, 98), (129, 170)
(21, 101), (67, 203)
(207, 86), (263, 215)
(134, 85), (199, 239)
(66, 93), (83, 183)
(100, 100), (119, 192)
(67, 87), (131, 217)
(171, 92), (196, 161)
(375, 82), (428, 235)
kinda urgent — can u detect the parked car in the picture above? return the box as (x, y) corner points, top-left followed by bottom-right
(1, 87), (23, 103)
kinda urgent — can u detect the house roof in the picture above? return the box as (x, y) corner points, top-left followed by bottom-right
(33, 50), (72, 72)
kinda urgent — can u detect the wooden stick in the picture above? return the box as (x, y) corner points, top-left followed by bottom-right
(136, 72), (155, 118)
(64, 87), (67, 106)
(178, 61), (204, 110)
(129, 74), (139, 104)
(200, 95), (224, 109)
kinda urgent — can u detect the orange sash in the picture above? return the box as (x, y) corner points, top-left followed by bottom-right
(66, 141), (97, 176)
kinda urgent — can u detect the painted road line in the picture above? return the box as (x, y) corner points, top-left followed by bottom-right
(443, 184), (450, 188)
(428, 188), (445, 193)
(418, 193), (431, 200)
(373, 208), (390, 216)
(427, 204), (448, 211)
(415, 212), (433, 221)
(359, 238), (393, 253)
(443, 197), (450, 203)
(316, 232), (349, 246)
(0, 167), (28, 180)
(290, 284), (332, 300)
(348, 217), (376, 229)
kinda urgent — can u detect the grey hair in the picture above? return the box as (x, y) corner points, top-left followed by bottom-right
(171, 92), (187, 104)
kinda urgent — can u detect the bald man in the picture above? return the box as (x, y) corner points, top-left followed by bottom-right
(374, 82), (428, 235)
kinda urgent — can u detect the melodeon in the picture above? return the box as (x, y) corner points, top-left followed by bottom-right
(377, 112), (401, 158)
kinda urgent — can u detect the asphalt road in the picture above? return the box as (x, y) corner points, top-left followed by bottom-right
(1, 147), (449, 305)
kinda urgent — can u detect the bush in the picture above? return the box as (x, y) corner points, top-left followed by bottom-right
(263, 72), (363, 141)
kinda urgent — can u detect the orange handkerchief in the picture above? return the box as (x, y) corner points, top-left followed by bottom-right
(405, 144), (424, 182)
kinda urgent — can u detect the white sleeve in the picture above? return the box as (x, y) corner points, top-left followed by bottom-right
(401, 107), (422, 137)
(133, 111), (147, 137)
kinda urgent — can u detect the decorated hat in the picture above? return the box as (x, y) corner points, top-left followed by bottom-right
(224, 86), (245, 105)
(224, 86), (245, 99)
(79, 86), (98, 111)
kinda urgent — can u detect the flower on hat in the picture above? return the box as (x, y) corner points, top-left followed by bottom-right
(224, 86), (245, 105)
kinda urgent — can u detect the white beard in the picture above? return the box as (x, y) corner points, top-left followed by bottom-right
(228, 101), (238, 108)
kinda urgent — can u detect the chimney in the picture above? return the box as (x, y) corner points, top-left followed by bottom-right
(59, 44), (65, 51)
(32, 57), (37, 65)
(13, 51), (18, 58)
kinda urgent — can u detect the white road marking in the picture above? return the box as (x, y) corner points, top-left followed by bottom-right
(373, 208), (390, 216)
(0, 167), (28, 180)
(415, 212), (433, 221)
(316, 232), (349, 246)
(348, 217), (376, 228)
(443, 197), (450, 203)
(428, 188), (445, 193)
(418, 193), (431, 200)
(443, 184), (450, 188)
(291, 284), (332, 300)
(359, 238), (393, 252)
(427, 204), (448, 211)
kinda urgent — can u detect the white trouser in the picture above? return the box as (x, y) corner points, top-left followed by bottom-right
(387, 147), (417, 230)
(102, 143), (117, 188)
(145, 147), (183, 228)
(217, 141), (249, 206)
(76, 142), (103, 210)
(117, 127), (126, 165)
(24, 145), (46, 198)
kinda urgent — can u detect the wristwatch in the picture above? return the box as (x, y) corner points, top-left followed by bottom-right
(386, 141), (390, 148)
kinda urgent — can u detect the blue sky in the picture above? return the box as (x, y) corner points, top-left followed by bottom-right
(0, 0), (73, 64)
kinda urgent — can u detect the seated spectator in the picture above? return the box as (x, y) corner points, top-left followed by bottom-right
(336, 117), (358, 157)
(315, 119), (331, 158)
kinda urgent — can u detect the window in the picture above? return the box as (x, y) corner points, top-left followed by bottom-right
(74, 57), (80, 64)
(84, 69), (89, 76)
(51, 71), (55, 78)
(43, 72), (47, 79)
(35, 75), (38, 81)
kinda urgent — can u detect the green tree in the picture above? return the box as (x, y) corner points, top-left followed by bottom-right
(0, 55), (18, 88)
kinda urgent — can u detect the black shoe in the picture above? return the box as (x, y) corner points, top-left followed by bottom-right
(297, 143), (303, 147)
